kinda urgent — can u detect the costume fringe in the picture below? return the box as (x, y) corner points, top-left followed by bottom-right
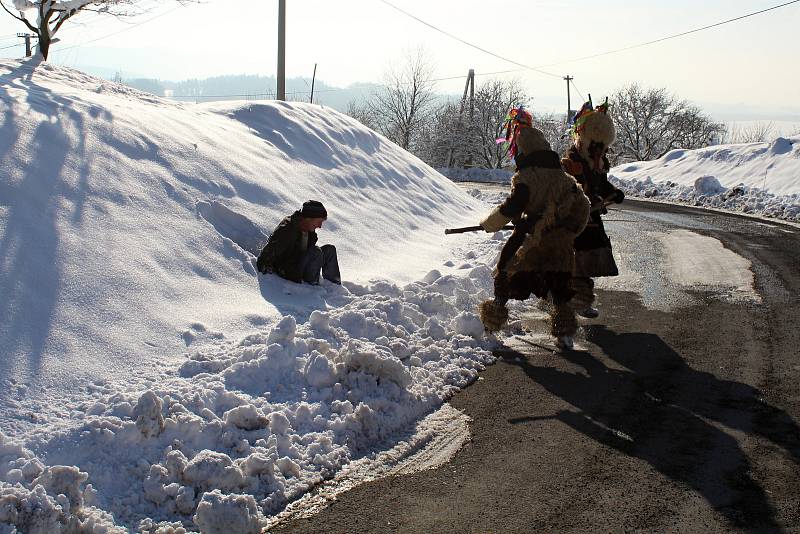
(550, 303), (578, 338)
(479, 299), (509, 332)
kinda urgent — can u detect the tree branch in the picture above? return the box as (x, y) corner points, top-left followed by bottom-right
(0, 0), (38, 32)
(52, 7), (76, 34)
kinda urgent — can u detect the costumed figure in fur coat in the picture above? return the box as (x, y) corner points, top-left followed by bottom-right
(561, 99), (625, 319)
(479, 108), (590, 349)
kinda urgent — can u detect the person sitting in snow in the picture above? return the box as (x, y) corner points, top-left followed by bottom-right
(256, 200), (341, 285)
(561, 98), (625, 319)
(478, 108), (590, 349)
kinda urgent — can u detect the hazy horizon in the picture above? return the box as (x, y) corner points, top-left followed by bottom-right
(2, 0), (798, 128)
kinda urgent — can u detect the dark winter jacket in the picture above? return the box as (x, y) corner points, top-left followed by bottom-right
(562, 147), (624, 251)
(256, 211), (317, 283)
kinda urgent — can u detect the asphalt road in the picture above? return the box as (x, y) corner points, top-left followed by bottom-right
(271, 197), (800, 533)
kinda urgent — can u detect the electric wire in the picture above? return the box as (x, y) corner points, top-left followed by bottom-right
(391, 0), (800, 85)
(376, 0), (562, 79)
(0, 0), (168, 57)
(54, 3), (185, 53)
(569, 80), (585, 102)
(4, 0), (795, 108)
(536, 0), (800, 68)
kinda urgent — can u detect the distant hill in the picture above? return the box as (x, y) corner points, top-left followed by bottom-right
(118, 73), (382, 112)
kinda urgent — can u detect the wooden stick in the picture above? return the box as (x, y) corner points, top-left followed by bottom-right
(444, 224), (515, 235)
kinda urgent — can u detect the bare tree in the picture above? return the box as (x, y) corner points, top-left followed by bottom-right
(364, 48), (437, 151)
(1, 1), (193, 60)
(414, 100), (466, 168)
(533, 112), (570, 157)
(610, 83), (725, 163)
(412, 78), (530, 170)
(345, 100), (377, 131)
(722, 121), (775, 144)
(463, 78), (528, 169)
(672, 104), (727, 149)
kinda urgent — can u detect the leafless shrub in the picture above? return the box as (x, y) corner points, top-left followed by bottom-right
(610, 83), (725, 164)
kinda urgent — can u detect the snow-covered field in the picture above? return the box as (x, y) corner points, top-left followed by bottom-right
(442, 137), (800, 223)
(0, 58), (516, 532)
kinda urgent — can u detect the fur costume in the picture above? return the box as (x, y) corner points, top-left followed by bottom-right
(479, 112), (590, 338)
(563, 100), (625, 311)
(572, 102), (616, 165)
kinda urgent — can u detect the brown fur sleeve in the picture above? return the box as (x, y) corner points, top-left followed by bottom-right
(561, 158), (583, 177)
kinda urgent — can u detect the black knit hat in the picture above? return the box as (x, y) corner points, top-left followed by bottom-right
(301, 200), (327, 219)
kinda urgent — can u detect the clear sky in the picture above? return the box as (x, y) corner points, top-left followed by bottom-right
(1, 0), (798, 122)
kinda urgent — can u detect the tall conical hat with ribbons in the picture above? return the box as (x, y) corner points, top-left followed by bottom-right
(570, 97), (615, 149)
(497, 106), (533, 160)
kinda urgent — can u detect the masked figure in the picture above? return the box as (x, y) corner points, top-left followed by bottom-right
(479, 108), (590, 349)
(561, 100), (624, 318)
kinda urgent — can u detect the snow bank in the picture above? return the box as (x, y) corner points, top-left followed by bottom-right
(0, 57), (485, 436)
(610, 137), (800, 221)
(0, 432), (124, 533)
(0, 249), (513, 530)
(0, 58), (516, 532)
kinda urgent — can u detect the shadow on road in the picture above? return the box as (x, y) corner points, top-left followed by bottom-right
(500, 324), (800, 532)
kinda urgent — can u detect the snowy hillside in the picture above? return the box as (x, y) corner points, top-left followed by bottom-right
(0, 56), (486, 425)
(610, 137), (800, 221)
(0, 58), (509, 532)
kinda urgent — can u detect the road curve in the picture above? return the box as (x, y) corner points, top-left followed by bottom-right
(270, 199), (800, 533)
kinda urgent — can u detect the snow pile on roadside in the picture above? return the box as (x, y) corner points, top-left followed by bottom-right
(609, 174), (800, 221)
(610, 136), (800, 221)
(0, 58), (513, 533)
(0, 237), (509, 531)
(0, 56), (485, 436)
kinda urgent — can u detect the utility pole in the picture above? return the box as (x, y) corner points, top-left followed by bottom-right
(277, 0), (286, 101)
(310, 63), (317, 104)
(446, 69), (475, 167)
(467, 68), (475, 118)
(461, 69), (475, 118)
(563, 75), (573, 124)
(17, 33), (33, 57)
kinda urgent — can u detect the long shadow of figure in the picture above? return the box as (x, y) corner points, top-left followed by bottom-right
(586, 325), (800, 473)
(504, 330), (788, 531)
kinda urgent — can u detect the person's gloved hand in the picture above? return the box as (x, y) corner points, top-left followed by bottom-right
(480, 207), (510, 233)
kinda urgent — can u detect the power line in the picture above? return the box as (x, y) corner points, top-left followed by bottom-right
(376, 0), (562, 79)
(0, 1), (179, 57)
(415, 0), (800, 86)
(165, 88), (342, 99)
(429, 68), (523, 83)
(53, 3), (186, 53)
(58, 0), (164, 33)
(535, 0), (800, 68)
(569, 79), (585, 102)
